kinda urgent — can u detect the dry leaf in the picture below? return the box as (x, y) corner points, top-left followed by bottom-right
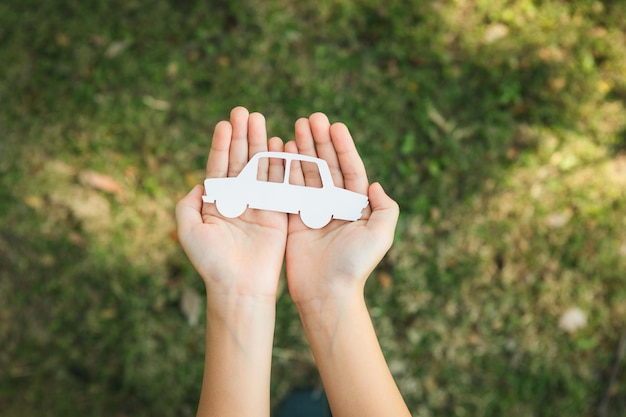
(79, 170), (123, 195)
(467, 330), (482, 345)
(180, 287), (202, 327)
(105, 40), (130, 58)
(483, 23), (509, 43)
(545, 210), (572, 228)
(377, 271), (393, 289)
(167, 62), (179, 77)
(24, 195), (44, 210)
(558, 307), (587, 333)
(142, 95), (170, 111)
(185, 172), (199, 188)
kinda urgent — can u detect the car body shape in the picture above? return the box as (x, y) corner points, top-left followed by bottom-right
(202, 151), (368, 229)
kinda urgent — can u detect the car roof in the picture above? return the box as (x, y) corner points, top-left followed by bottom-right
(250, 151), (328, 165)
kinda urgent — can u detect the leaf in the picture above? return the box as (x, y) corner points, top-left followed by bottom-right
(558, 307), (587, 334)
(401, 132), (416, 155)
(483, 23), (509, 44)
(180, 288), (202, 327)
(104, 40), (130, 58)
(79, 170), (123, 195)
(545, 210), (572, 228)
(142, 95), (170, 111)
(377, 270), (393, 289)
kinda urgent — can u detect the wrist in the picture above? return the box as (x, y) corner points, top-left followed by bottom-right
(206, 289), (277, 321)
(295, 286), (366, 329)
(200, 285), (276, 417)
(205, 292), (277, 357)
(201, 270), (280, 312)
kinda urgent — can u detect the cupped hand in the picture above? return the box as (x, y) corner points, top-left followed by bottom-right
(284, 113), (399, 309)
(175, 107), (288, 304)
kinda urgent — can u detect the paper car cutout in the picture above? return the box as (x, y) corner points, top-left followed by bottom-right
(202, 151), (368, 229)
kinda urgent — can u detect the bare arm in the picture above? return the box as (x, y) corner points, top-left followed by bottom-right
(285, 114), (411, 417)
(198, 290), (276, 417)
(176, 107), (287, 417)
(298, 286), (410, 417)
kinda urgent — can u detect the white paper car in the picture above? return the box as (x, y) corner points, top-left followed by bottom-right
(202, 151), (368, 229)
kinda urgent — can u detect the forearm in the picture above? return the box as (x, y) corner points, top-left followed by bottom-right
(298, 291), (411, 417)
(197, 293), (276, 417)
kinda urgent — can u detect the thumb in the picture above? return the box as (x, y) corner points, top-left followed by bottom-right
(366, 182), (400, 249)
(175, 185), (205, 235)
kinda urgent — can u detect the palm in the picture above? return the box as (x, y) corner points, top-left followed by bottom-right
(176, 107), (288, 300)
(283, 114), (397, 305)
(197, 206), (287, 296)
(286, 218), (373, 303)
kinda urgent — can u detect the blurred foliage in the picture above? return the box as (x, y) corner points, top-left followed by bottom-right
(1, 0), (625, 416)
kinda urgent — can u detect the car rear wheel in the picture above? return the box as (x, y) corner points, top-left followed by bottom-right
(299, 208), (332, 229)
(216, 198), (247, 218)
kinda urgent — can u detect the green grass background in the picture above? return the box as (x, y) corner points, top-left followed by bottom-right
(1, 0), (625, 416)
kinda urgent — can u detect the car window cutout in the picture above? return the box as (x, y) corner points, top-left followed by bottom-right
(203, 151), (368, 228)
(256, 157), (285, 183)
(289, 160), (322, 188)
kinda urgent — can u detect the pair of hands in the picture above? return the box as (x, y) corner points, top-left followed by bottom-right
(175, 107), (399, 313)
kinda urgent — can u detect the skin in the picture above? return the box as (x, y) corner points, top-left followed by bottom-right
(175, 107), (410, 417)
(176, 107), (286, 417)
(285, 114), (410, 417)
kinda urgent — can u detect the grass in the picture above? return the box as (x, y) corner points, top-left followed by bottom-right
(1, 0), (625, 416)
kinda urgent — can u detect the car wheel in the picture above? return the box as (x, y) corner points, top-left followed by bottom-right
(216, 198), (247, 218)
(300, 209), (332, 229)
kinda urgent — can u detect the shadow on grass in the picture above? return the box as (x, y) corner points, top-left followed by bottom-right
(0, 197), (202, 417)
(1, 1), (625, 416)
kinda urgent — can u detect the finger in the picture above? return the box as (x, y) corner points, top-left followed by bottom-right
(330, 122), (368, 195)
(365, 182), (399, 249)
(247, 112), (268, 156)
(268, 137), (285, 183)
(285, 140), (306, 228)
(175, 185), (205, 235)
(248, 112), (269, 181)
(294, 117), (323, 188)
(309, 112), (343, 188)
(269, 136), (284, 152)
(294, 118), (317, 157)
(206, 120), (232, 179)
(228, 106), (250, 176)
(285, 140), (305, 186)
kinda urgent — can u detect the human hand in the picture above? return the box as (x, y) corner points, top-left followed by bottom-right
(175, 106), (288, 308)
(284, 114), (408, 417)
(284, 113), (399, 312)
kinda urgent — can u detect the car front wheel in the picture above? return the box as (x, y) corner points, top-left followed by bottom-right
(216, 198), (247, 218)
(299, 208), (332, 229)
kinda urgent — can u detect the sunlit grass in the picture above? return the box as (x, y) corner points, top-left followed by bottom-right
(1, 1), (625, 416)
